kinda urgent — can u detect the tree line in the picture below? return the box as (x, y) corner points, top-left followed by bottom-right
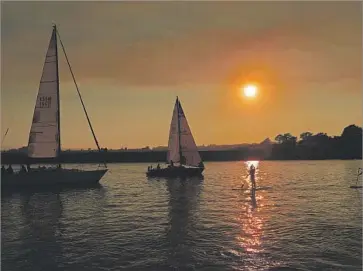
(270, 124), (362, 160)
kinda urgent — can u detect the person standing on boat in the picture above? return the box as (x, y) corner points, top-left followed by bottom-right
(7, 165), (14, 174)
(249, 164), (256, 190)
(180, 156), (186, 166)
(20, 165), (27, 173)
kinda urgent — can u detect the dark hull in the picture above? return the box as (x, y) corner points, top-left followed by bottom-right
(146, 166), (204, 178)
(1, 168), (108, 190)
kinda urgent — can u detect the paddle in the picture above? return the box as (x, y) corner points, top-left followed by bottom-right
(232, 174), (253, 190)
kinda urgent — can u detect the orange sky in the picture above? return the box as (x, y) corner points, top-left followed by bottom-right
(1, 1), (362, 149)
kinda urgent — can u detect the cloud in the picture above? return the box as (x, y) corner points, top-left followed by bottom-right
(1, 1), (361, 89)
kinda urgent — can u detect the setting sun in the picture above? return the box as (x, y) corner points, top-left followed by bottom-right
(242, 85), (258, 98)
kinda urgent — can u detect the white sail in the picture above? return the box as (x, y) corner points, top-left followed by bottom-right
(167, 100), (180, 164)
(177, 99), (202, 167)
(28, 28), (60, 158)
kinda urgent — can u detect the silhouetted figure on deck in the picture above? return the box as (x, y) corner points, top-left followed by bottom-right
(169, 160), (174, 167)
(157, 164), (160, 170)
(7, 165), (14, 174)
(20, 165), (27, 173)
(180, 156), (186, 166)
(26, 163), (31, 172)
(1, 165), (6, 174)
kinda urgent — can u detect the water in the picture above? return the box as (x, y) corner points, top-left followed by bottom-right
(2, 161), (362, 271)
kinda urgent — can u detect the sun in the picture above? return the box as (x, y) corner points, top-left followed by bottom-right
(242, 84), (258, 98)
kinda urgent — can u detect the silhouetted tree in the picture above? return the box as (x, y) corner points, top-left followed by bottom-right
(270, 125), (362, 160)
(341, 125), (362, 138)
(272, 133), (298, 159)
(300, 132), (313, 141)
(275, 133), (297, 144)
(340, 125), (362, 159)
(275, 134), (285, 144)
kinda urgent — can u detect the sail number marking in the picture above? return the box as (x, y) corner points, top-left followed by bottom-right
(38, 96), (52, 108)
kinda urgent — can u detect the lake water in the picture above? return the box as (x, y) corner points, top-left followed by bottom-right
(1, 161), (362, 271)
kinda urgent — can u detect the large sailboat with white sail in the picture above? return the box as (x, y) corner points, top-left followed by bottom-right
(146, 97), (204, 178)
(1, 25), (108, 188)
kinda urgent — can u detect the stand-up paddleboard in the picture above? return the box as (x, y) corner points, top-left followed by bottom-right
(255, 186), (272, 191)
(232, 187), (248, 191)
(232, 186), (272, 191)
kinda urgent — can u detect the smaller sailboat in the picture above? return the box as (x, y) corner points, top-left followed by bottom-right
(146, 97), (204, 178)
(1, 24), (107, 188)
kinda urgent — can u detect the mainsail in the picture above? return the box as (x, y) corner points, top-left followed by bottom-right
(167, 97), (202, 167)
(28, 28), (60, 158)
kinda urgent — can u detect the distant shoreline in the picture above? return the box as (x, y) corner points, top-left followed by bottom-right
(1, 150), (250, 164)
(1, 149), (360, 164)
(2, 124), (362, 164)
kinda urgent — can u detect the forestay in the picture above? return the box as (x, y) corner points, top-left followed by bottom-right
(28, 28), (60, 158)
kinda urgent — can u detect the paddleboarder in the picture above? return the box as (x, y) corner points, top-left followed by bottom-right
(249, 164), (256, 190)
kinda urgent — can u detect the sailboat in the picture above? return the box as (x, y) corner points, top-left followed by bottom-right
(1, 25), (108, 188)
(146, 97), (204, 178)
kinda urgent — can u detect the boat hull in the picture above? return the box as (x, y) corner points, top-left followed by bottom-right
(1, 168), (108, 189)
(146, 166), (204, 178)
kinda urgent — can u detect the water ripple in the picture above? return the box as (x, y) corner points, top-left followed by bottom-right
(2, 161), (362, 270)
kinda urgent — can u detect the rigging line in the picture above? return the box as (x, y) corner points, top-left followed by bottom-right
(55, 27), (107, 169)
(1, 127), (10, 146)
(2, 102), (16, 150)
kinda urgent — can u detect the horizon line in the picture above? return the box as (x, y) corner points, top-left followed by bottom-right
(1, 123), (361, 151)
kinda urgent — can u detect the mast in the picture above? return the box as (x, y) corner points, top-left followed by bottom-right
(53, 24), (62, 168)
(176, 96), (183, 165)
(55, 26), (107, 168)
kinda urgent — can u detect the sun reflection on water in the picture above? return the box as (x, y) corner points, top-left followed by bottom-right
(245, 160), (260, 169)
(236, 196), (265, 254)
(237, 161), (266, 255)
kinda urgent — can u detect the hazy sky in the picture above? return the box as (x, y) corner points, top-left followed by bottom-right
(1, 1), (362, 149)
